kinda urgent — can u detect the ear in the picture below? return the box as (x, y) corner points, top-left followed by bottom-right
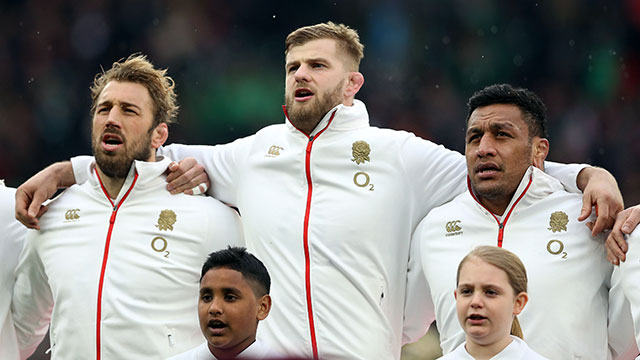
(256, 294), (272, 321)
(344, 72), (364, 99)
(531, 137), (549, 170)
(453, 289), (458, 301)
(512, 291), (528, 316)
(151, 123), (169, 149)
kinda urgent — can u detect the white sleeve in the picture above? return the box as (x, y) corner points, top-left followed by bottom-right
(544, 161), (588, 194)
(159, 138), (252, 206)
(11, 233), (52, 359)
(0, 185), (27, 360)
(205, 202), (245, 252)
(70, 155), (95, 185)
(618, 230), (640, 354)
(402, 223), (435, 344)
(401, 136), (467, 217)
(609, 266), (640, 359)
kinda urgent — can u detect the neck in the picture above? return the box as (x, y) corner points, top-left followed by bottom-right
(297, 118), (322, 136)
(209, 338), (255, 360)
(465, 335), (513, 360)
(479, 198), (511, 217)
(96, 167), (127, 200)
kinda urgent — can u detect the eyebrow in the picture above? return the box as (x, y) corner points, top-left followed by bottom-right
(199, 286), (241, 294)
(458, 282), (504, 290)
(285, 57), (330, 68)
(97, 100), (142, 111)
(467, 121), (517, 135)
(199, 288), (212, 295)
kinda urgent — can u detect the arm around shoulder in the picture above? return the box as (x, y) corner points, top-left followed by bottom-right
(15, 160), (80, 230)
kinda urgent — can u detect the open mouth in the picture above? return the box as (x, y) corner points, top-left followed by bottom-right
(475, 162), (500, 176)
(207, 319), (227, 335)
(294, 88), (314, 101)
(467, 314), (487, 325)
(101, 133), (124, 152)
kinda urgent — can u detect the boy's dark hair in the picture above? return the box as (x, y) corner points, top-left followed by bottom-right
(467, 84), (548, 139)
(201, 246), (271, 297)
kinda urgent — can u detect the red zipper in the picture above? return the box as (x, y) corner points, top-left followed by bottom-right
(94, 168), (138, 360)
(467, 174), (533, 247)
(287, 107), (336, 360)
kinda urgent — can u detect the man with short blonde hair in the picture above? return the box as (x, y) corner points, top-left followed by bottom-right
(285, 22), (364, 71)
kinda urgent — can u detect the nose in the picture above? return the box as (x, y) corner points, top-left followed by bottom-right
(105, 107), (122, 129)
(470, 292), (484, 309)
(476, 134), (496, 157)
(208, 298), (223, 315)
(293, 64), (312, 83)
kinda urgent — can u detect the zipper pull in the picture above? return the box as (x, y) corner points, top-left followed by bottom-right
(309, 135), (314, 142)
(110, 209), (117, 224)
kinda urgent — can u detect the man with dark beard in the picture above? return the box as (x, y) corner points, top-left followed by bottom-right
(413, 84), (637, 359)
(13, 23), (630, 360)
(10, 55), (243, 359)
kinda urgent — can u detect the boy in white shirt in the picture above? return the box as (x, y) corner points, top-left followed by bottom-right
(170, 247), (278, 360)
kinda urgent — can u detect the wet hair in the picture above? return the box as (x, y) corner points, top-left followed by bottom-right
(201, 246), (271, 297)
(90, 53), (178, 127)
(456, 246), (528, 339)
(285, 22), (364, 71)
(467, 83), (548, 139)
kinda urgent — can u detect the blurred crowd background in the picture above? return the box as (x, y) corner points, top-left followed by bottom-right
(1, 0), (638, 359)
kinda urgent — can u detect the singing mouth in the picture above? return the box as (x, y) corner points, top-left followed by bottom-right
(207, 319), (227, 336)
(294, 88), (314, 101)
(475, 162), (500, 176)
(208, 319), (227, 329)
(101, 132), (124, 152)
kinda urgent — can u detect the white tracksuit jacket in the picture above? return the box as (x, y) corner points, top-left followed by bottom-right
(12, 157), (243, 360)
(0, 182), (28, 360)
(72, 100), (583, 360)
(414, 166), (636, 360)
(617, 229), (640, 357)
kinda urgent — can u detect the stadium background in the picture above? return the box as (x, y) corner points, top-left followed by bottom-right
(1, 1), (638, 359)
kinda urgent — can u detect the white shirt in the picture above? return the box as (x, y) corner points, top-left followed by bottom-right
(72, 101), (584, 360)
(12, 158), (243, 359)
(617, 229), (640, 357)
(0, 182), (28, 360)
(438, 336), (549, 360)
(415, 167), (632, 359)
(168, 339), (280, 360)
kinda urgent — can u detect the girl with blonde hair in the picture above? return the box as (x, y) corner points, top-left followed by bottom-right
(439, 246), (548, 359)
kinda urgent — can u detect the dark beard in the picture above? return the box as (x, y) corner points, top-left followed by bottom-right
(285, 80), (344, 133)
(92, 128), (153, 179)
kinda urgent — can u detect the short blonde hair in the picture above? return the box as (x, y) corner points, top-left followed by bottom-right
(90, 54), (178, 126)
(457, 246), (528, 339)
(285, 22), (364, 71)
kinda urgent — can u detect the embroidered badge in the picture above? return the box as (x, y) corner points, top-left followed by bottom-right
(351, 141), (371, 165)
(445, 220), (463, 236)
(64, 209), (80, 222)
(156, 210), (177, 231)
(547, 211), (569, 233)
(266, 145), (284, 157)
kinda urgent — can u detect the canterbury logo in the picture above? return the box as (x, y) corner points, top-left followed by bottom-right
(445, 220), (462, 233)
(65, 209), (80, 221)
(266, 145), (283, 157)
